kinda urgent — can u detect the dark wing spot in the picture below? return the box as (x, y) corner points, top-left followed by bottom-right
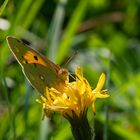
(21, 38), (31, 45)
(39, 75), (45, 81)
(34, 56), (38, 61)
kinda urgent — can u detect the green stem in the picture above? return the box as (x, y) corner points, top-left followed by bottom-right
(67, 111), (93, 140)
(103, 52), (111, 140)
(103, 103), (109, 140)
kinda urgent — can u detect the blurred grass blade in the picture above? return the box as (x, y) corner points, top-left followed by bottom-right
(38, 118), (49, 140)
(0, 41), (10, 76)
(112, 124), (140, 140)
(103, 53), (111, 140)
(47, 0), (67, 61)
(10, 0), (45, 34)
(22, 0), (45, 29)
(56, 0), (88, 64)
(2, 77), (16, 139)
(53, 123), (71, 140)
(12, 0), (33, 29)
(0, 0), (9, 16)
(24, 80), (32, 135)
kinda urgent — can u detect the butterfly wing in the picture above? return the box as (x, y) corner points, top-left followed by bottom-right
(23, 63), (58, 94)
(7, 36), (68, 94)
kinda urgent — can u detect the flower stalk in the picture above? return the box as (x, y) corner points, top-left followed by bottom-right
(67, 110), (93, 140)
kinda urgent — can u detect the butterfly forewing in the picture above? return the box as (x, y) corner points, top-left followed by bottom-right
(7, 36), (68, 95)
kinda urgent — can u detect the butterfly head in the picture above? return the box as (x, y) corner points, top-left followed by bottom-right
(58, 68), (68, 82)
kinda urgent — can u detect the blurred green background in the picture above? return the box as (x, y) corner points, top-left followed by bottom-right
(0, 0), (140, 140)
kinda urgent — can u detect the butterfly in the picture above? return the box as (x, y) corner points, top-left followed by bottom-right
(7, 36), (68, 95)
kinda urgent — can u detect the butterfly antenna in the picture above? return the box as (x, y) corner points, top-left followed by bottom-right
(69, 73), (76, 80)
(63, 51), (78, 68)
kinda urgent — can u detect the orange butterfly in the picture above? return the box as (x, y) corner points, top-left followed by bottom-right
(7, 36), (68, 94)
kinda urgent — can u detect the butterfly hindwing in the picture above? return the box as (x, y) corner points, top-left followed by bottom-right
(23, 63), (57, 94)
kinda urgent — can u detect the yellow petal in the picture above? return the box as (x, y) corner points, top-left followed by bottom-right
(92, 89), (110, 98)
(95, 92), (110, 98)
(95, 73), (106, 91)
(75, 67), (83, 77)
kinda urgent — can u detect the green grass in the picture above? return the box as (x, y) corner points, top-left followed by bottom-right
(0, 0), (8, 16)
(0, 0), (140, 140)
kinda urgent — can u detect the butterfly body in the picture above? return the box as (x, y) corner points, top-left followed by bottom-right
(7, 36), (68, 94)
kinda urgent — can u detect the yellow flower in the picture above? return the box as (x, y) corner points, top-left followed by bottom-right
(37, 67), (110, 119)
